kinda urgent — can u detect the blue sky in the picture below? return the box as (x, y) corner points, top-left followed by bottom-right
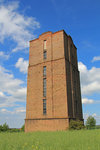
(0, 0), (100, 128)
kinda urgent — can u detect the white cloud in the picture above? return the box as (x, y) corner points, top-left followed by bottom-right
(0, 51), (9, 59)
(1, 108), (7, 112)
(0, 108), (14, 114)
(15, 58), (28, 74)
(78, 62), (100, 96)
(15, 107), (26, 113)
(82, 98), (94, 104)
(0, 107), (26, 114)
(0, 91), (5, 97)
(92, 56), (100, 62)
(0, 65), (26, 108)
(0, 1), (40, 52)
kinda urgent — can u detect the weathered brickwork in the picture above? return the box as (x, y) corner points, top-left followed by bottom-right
(25, 118), (69, 132)
(25, 30), (83, 132)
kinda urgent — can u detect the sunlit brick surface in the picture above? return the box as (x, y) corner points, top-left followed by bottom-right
(25, 30), (83, 132)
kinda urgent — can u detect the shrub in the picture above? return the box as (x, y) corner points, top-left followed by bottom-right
(21, 124), (25, 131)
(0, 125), (3, 131)
(69, 120), (84, 130)
(86, 116), (96, 129)
(95, 125), (100, 129)
(9, 128), (20, 132)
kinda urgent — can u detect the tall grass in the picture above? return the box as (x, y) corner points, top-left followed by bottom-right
(0, 129), (100, 150)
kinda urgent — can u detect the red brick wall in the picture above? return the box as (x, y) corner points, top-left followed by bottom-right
(25, 30), (83, 132)
(25, 118), (69, 132)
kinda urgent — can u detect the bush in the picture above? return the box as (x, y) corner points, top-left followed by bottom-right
(95, 125), (100, 129)
(69, 120), (84, 130)
(21, 124), (25, 131)
(9, 128), (20, 132)
(86, 116), (96, 129)
(0, 125), (3, 131)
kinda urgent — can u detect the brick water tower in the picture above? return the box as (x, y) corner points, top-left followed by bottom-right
(25, 30), (83, 132)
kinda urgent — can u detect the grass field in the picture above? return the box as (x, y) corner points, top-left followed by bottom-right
(0, 129), (100, 150)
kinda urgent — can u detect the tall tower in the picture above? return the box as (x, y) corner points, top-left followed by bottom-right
(25, 30), (83, 132)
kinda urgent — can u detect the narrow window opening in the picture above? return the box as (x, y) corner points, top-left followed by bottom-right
(43, 66), (46, 77)
(44, 40), (47, 49)
(43, 99), (46, 115)
(43, 78), (46, 97)
(43, 51), (47, 59)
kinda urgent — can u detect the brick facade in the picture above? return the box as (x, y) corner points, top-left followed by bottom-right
(25, 30), (83, 132)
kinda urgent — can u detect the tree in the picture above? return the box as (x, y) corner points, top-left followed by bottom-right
(2, 123), (9, 131)
(86, 116), (96, 129)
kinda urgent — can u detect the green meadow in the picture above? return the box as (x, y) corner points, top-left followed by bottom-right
(0, 129), (100, 150)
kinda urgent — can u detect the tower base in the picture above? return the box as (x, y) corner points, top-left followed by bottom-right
(25, 118), (69, 132)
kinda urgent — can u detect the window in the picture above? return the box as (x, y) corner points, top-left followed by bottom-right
(43, 78), (46, 97)
(44, 40), (47, 49)
(43, 51), (47, 59)
(43, 40), (47, 59)
(43, 66), (46, 76)
(43, 99), (46, 115)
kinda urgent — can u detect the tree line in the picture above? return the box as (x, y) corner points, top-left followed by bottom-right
(0, 123), (25, 132)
